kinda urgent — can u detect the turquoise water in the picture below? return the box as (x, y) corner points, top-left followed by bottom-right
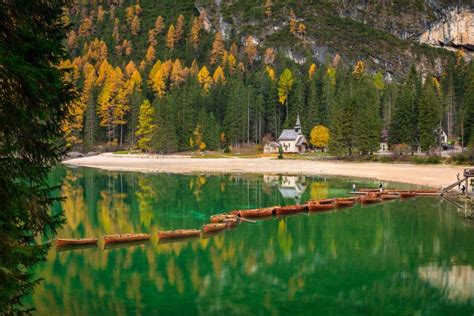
(28, 167), (474, 315)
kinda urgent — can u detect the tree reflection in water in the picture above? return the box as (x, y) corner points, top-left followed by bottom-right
(27, 167), (474, 314)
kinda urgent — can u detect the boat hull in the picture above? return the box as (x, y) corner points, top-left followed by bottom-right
(202, 223), (228, 233)
(359, 197), (382, 204)
(56, 238), (98, 247)
(210, 214), (238, 223)
(275, 205), (307, 215)
(308, 202), (335, 211)
(336, 199), (355, 207)
(158, 229), (201, 239)
(103, 234), (151, 244)
(240, 207), (276, 218)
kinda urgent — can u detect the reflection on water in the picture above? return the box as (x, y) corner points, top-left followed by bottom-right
(419, 265), (474, 304)
(28, 167), (474, 314)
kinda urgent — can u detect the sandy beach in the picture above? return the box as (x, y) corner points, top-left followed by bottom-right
(62, 153), (472, 189)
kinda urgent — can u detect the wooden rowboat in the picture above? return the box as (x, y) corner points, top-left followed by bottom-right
(308, 202), (335, 211)
(335, 198), (355, 207)
(275, 204), (307, 215)
(239, 207), (276, 218)
(415, 189), (438, 194)
(400, 192), (417, 198)
(360, 188), (380, 192)
(56, 238), (98, 247)
(222, 217), (239, 227)
(381, 194), (398, 200)
(202, 223), (228, 233)
(210, 213), (238, 223)
(359, 196), (382, 204)
(158, 229), (201, 239)
(103, 233), (151, 244)
(313, 198), (336, 205)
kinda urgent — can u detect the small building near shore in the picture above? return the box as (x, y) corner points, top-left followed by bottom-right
(276, 115), (308, 153)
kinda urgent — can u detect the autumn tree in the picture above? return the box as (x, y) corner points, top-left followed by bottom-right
(308, 63), (316, 78)
(190, 17), (201, 49)
(174, 15), (185, 43)
(310, 125), (330, 149)
(213, 66), (226, 83)
(145, 45), (156, 64)
(154, 16), (164, 34)
(289, 9), (296, 34)
(210, 31), (225, 64)
(166, 24), (176, 50)
(170, 59), (185, 88)
(131, 15), (140, 36)
(136, 99), (156, 151)
(148, 29), (157, 46)
(278, 68), (294, 118)
(244, 36), (258, 66)
(197, 66), (212, 92)
(264, 48), (275, 65)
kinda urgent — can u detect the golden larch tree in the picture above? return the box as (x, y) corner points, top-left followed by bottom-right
(289, 10), (296, 34)
(155, 16), (164, 34)
(264, 48), (275, 65)
(353, 60), (365, 78)
(212, 66), (226, 83)
(308, 63), (316, 78)
(112, 18), (120, 42)
(190, 17), (201, 49)
(125, 61), (137, 78)
(265, 66), (276, 81)
(227, 54), (237, 74)
(145, 45), (156, 64)
(197, 66), (212, 92)
(131, 15), (140, 36)
(174, 14), (185, 43)
(244, 36), (258, 66)
(210, 31), (225, 64)
(166, 24), (176, 49)
(170, 59), (185, 88)
(148, 29), (157, 46)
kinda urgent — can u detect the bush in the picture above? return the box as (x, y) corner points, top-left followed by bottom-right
(411, 156), (441, 164)
(450, 148), (474, 165)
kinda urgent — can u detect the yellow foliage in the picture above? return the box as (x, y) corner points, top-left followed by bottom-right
(197, 66), (212, 92)
(265, 66), (275, 81)
(170, 59), (185, 88)
(227, 54), (237, 74)
(353, 60), (365, 78)
(210, 31), (224, 65)
(264, 48), (275, 65)
(212, 65), (226, 83)
(244, 36), (258, 65)
(289, 9), (296, 34)
(310, 125), (329, 148)
(190, 17), (201, 49)
(166, 24), (175, 49)
(154, 16), (164, 34)
(308, 63), (316, 78)
(174, 15), (185, 42)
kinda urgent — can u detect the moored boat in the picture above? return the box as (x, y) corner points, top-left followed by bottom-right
(56, 238), (98, 247)
(158, 229), (201, 239)
(380, 194), (398, 200)
(308, 201), (336, 211)
(202, 223), (228, 233)
(103, 233), (151, 244)
(275, 204), (307, 215)
(335, 198), (356, 207)
(400, 192), (417, 198)
(210, 213), (238, 223)
(240, 207), (276, 218)
(314, 198), (336, 205)
(359, 196), (382, 204)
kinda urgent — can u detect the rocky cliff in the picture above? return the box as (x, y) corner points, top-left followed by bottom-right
(196, 0), (473, 76)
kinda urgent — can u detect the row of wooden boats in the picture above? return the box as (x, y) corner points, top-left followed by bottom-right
(56, 222), (238, 248)
(56, 188), (436, 249)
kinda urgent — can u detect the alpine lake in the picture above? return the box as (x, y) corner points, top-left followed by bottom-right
(27, 166), (474, 315)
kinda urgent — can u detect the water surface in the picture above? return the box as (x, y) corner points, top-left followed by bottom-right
(29, 167), (474, 315)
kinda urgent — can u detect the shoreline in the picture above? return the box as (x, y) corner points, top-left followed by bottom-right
(63, 153), (471, 189)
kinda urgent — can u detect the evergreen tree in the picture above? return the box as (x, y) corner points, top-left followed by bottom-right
(419, 77), (442, 152)
(152, 98), (178, 153)
(462, 63), (474, 146)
